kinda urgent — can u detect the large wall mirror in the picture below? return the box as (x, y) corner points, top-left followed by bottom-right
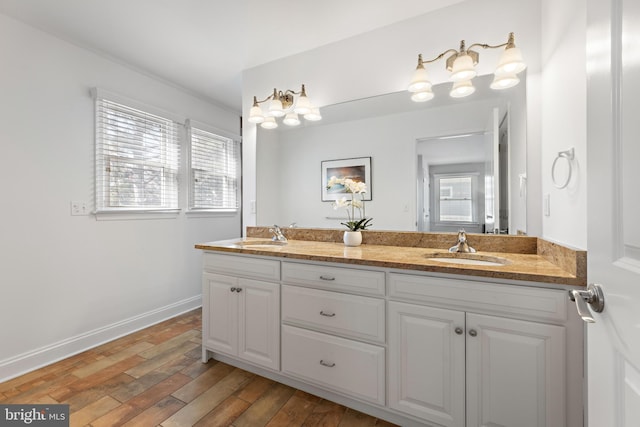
(256, 73), (527, 235)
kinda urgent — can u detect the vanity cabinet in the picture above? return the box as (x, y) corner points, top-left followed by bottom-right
(280, 261), (386, 405)
(202, 254), (280, 371)
(199, 250), (582, 427)
(389, 273), (569, 427)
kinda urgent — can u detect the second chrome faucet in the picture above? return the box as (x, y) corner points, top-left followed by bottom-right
(449, 229), (476, 253)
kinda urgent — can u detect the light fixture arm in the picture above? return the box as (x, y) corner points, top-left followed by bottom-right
(417, 49), (459, 66)
(467, 32), (517, 51)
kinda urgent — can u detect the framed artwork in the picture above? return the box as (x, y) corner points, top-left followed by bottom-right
(321, 156), (372, 201)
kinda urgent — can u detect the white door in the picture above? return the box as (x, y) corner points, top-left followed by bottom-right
(203, 273), (238, 355)
(388, 301), (465, 427)
(465, 313), (566, 427)
(237, 278), (280, 370)
(586, 0), (640, 425)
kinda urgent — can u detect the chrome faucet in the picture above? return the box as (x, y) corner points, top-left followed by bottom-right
(269, 225), (287, 242)
(449, 229), (476, 253)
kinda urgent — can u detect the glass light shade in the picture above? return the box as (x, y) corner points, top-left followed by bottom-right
(283, 112), (301, 126)
(495, 47), (526, 75)
(294, 94), (311, 115)
(304, 107), (322, 121)
(450, 80), (475, 98)
(410, 88), (434, 102)
(490, 72), (520, 90)
(408, 67), (432, 93)
(450, 54), (477, 82)
(248, 105), (265, 124)
(268, 98), (285, 117)
(260, 116), (278, 129)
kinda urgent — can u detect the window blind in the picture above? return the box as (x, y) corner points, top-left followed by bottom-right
(95, 98), (180, 211)
(189, 126), (239, 210)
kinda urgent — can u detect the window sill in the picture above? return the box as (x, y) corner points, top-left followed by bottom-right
(95, 209), (181, 221)
(185, 209), (238, 218)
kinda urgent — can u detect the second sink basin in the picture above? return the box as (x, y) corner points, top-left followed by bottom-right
(425, 252), (510, 267)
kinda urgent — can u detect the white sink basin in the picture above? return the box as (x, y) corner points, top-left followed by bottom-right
(233, 240), (287, 248)
(425, 253), (509, 267)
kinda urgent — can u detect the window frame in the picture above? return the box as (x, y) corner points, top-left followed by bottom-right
(432, 172), (481, 227)
(93, 88), (184, 220)
(186, 120), (241, 214)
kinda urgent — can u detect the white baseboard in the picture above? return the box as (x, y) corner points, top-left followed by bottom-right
(0, 295), (202, 383)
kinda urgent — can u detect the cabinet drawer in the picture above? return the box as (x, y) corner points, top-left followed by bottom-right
(282, 262), (384, 296)
(389, 273), (568, 322)
(281, 325), (385, 405)
(203, 252), (280, 281)
(282, 285), (385, 342)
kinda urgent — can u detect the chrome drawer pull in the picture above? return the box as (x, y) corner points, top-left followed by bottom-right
(319, 275), (336, 281)
(320, 311), (336, 317)
(319, 360), (335, 367)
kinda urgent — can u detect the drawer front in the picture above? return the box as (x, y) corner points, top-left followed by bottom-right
(282, 285), (385, 342)
(281, 325), (385, 405)
(203, 252), (280, 281)
(282, 262), (385, 296)
(389, 273), (568, 322)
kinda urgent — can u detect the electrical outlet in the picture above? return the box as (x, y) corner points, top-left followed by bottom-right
(71, 201), (88, 216)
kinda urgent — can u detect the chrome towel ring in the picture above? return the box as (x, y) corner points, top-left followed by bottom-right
(552, 147), (575, 189)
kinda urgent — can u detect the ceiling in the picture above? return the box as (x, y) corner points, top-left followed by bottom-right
(0, 0), (465, 112)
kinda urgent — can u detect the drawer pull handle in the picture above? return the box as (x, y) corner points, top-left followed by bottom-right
(319, 360), (335, 368)
(320, 311), (336, 317)
(319, 275), (336, 281)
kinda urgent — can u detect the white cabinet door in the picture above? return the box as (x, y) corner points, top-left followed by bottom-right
(465, 313), (566, 427)
(238, 278), (280, 370)
(203, 272), (238, 356)
(203, 273), (280, 370)
(388, 301), (466, 427)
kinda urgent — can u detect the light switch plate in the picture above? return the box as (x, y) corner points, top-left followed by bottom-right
(71, 201), (88, 216)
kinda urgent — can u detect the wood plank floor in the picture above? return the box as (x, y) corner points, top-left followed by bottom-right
(0, 309), (398, 427)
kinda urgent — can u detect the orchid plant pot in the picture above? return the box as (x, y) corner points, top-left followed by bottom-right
(343, 230), (363, 247)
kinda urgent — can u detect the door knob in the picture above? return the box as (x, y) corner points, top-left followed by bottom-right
(568, 283), (605, 323)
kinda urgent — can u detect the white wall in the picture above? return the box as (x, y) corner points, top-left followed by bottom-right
(243, 0), (542, 236)
(540, 0), (587, 249)
(0, 14), (241, 380)
(245, 0), (589, 250)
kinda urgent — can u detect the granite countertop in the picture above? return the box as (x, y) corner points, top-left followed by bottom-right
(195, 228), (587, 287)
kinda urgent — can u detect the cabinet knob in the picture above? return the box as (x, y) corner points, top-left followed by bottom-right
(230, 287), (237, 292)
(319, 360), (336, 367)
(469, 329), (478, 337)
(236, 287), (242, 292)
(455, 327), (464, 335)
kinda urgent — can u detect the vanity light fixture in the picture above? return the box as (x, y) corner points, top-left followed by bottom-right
(408, 32), (526, 102)
(248, 84), (322, 129)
